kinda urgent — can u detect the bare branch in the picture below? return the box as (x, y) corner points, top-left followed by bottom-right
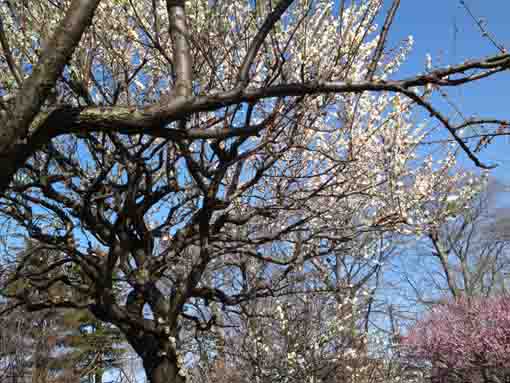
(166, 0), (192, 98)
(238, 0), (295, 87)
(397, 86), (495, 169)
(366, 0), (400, 80)
(460, 0), (506, 53)
(0, 16), (21, 86)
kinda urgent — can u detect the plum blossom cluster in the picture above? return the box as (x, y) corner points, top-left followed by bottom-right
(216, 292), (378, 383)
(402, 295), (510, 370)
(0, 1), (478, 240)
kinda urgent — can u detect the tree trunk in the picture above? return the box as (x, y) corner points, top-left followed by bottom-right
(126, 332), (186, 383)
(144, 357), (186, 383)
(94, 370), (102, 383)
(32, 329), (49, 383)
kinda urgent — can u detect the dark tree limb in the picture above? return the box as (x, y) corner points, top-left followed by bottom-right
(166, 0), (192, 98)
(0, 0), (101, 191)
(238, 0), (295, 87)
(365, 0), (400, 80)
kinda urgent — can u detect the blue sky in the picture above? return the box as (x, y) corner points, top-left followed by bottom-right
(384, 0), (510, 182)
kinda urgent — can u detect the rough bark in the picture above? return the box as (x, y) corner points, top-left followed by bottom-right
(126, 332), (186, 383)
(0, 0), (101, 192)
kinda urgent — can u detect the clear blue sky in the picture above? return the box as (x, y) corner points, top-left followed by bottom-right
(384, 0), (510, 182)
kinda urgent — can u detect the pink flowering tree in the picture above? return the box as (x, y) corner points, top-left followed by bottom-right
(402, 296), (510, 383)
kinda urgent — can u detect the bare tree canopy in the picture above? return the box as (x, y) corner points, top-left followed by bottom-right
(0, 1), (508, 382)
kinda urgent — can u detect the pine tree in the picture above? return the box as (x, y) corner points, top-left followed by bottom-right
(1, 239), (127, 383)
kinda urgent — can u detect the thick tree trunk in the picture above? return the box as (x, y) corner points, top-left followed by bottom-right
(125, 331), (186, 383)
(32, 331), (50, 383)
(144, 357), (186, 383)
(94, 369), (102, 383)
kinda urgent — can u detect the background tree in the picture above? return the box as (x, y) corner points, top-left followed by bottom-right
(0, 240), (128, 383)
(189, 234), (385, 383)
(427, 181), (510, 299)
(393, 180), (510, 383)
(0, 309), (34, 383)
(398, 179), (510, 307)
(402, 296), (510, 383)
